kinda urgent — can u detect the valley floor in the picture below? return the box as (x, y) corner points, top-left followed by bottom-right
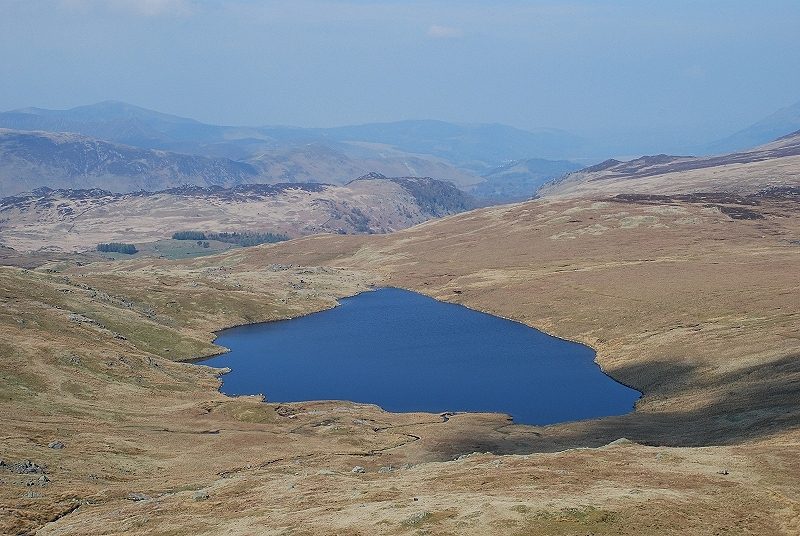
(1, 193), (798, 535)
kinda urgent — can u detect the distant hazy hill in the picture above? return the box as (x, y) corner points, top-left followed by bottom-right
(0, 175), (475, 252)
(540, 130), (800, 198)
(310, 120), (584, 172)
(0, 101), (242, 151)
(0, 129), (261, 197)
(705, 100), (800, 155)
(0, 101), (583, 175)
(0, 128), (484, 197)
(0, 101), (594, 201)
(471, 158), (582, 201)
(246, 142), (481, 189)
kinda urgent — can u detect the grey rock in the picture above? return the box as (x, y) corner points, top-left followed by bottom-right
(351, 466), (366, 474)
(11, 460), (44, 474)
(126, 492), (149, 501)
(403, 511), (432, 526)
(192, 490), (209, 501)
(605, 437), (635, 447)
(48, 441), (66, 449)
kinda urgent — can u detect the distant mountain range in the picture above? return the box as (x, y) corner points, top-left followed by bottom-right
(0, 101), (585, 164)
(704, 100), (800, 155)
(3, 99), (800, 202)
(0, 101), (583, 198)
(309, 120), (584, 172)
(0, 101), (247, 155)
(0, 129), (261, 197)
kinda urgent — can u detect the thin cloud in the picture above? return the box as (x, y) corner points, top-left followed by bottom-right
(427, 25), (463, 39)
(60, 0), (192, 17)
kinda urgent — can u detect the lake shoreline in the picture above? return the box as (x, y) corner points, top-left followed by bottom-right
(199, 287), (641, 426)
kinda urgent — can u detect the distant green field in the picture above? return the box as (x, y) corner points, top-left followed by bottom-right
(97, 239), (238, 260)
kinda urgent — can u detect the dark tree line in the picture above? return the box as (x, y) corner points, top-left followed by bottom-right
(97, 242), (138, 254)
(172, 230), (289, 247)
(172, 231), (206, 241)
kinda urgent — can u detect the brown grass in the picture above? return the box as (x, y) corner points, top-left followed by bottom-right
(1, 194), (798, 535)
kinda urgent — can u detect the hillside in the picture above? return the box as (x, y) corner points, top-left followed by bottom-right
(540, 130), (800, 198)
(705, 99), (800, 154)
(313, 120), (584, 171)
(0, 102), (583, 195)
(0, 101), (254, 153)
(0, 127), (482, 197)
(0, 129), (261, 197)
(0, 175), (475, 252)
(246, 142), (481, 189)
(1, 185), (797, 534)
(472, 157), (582, 201)
(0, 102), (585, 165)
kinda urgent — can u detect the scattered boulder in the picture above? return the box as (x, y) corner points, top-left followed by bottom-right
(604, 437), (635, 448)
(9, 460), (44, 474)
(403, 511), (432, 526)
(126, 492), (149, 502)
(192, 490), (209, 501)
(48, 441), (66, 449)
(68, 313), (98, 325)
(351, 466), (366, 474)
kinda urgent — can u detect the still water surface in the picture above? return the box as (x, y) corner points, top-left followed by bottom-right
(201, 288), (640, 425)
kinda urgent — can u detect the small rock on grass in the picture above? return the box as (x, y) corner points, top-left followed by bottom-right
(11, 460), (44, 474)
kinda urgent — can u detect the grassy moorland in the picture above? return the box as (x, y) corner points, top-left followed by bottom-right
(1, 191), (798, 535)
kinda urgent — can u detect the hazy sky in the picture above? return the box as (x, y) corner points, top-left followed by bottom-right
(1, 0), (799, 151)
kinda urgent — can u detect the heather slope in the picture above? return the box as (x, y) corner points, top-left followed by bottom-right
(540, 131), (800, 198)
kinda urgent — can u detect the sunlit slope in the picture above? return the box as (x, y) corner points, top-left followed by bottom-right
(540, 130), (800, 197)
(1, 191), (798, 534)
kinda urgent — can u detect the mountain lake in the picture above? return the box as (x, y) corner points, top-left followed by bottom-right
(200, 287), (640, 425)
